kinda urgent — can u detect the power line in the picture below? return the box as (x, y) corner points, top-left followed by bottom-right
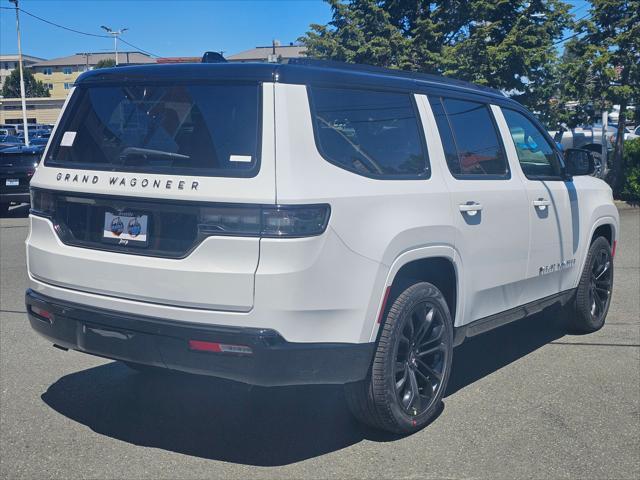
(0, 5), (162, 57)
(552, 12), (591, 46)
(1, 6), (109, 38)
(119, 38), (161, 58)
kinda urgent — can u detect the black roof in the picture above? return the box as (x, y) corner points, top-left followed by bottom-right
(76, 59), (512, 103)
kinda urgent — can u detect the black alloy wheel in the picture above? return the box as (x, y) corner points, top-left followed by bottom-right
(588, 245), (613, 323)
(394, 301), (447, 417)
(568, 236), (614, 333)
(345, 281), (453, 434)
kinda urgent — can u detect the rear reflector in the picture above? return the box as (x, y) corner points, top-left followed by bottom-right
(377, 286), (392, 324)
(188, 340), (253, 355)
(30, 305), (53, 321)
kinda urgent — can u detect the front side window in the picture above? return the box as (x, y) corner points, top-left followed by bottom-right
(309, 87), (429, 179)
(502, 108), (561, 178)
(46, 83), (261, 177)
(430, 97), (509, 178)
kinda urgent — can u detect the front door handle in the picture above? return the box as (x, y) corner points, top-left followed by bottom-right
(533, 198), (551, 211)
(459, 202), (483, 216)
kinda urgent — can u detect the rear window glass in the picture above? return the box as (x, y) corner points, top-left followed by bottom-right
(46, 84), (260, 177)
(430, 97), (508, 178)
(309, 87), (429, 179)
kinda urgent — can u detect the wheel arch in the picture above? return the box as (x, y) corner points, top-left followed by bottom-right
(368, 246), (462, 342)
(574, 215), (618, 289)
(591, 223), (613, 246)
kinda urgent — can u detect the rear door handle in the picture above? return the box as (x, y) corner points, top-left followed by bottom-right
(533, 198), (551, 211)
(459, 202), (483, 216)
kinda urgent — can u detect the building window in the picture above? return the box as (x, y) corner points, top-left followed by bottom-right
(3, 105), (36, 111)
(43, 67), (53, 75)
(63, 67), (73, 75)
(44, 83), (53, 90)
(64, 83), (72, 90)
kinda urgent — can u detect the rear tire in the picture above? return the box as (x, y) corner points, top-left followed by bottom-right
(566, 236), (614, 333)
(345, 281), (453, 434)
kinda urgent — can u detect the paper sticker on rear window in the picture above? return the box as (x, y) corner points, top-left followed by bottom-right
(60, 131), (77, 147)
(229, 155), (252, 163)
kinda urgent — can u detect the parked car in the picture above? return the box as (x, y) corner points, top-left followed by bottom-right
(549, 124), (617, 178)
(25, 60), (618, 434)
(0, 135), (24, 151)
(610, 124), (639, 141)
(17, 129), (51, 140)
(0, 124), (19, 136)
(0, 144), (44, 214)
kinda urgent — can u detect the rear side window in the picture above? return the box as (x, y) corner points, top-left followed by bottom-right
(46, 83), (261, 177)
(429, 97), (509, 178)
(309, 87), (430, 179)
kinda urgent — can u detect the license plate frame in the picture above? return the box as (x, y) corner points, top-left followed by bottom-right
(103, 211), (149, 247)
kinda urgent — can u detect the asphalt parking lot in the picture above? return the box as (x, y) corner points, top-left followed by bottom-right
(1, 204), (638, 480)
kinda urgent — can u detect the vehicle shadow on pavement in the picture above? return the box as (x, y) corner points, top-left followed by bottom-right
(40, 363), (400, 466)
(446, 307), (567, 396)
(40, 307), (566, 466)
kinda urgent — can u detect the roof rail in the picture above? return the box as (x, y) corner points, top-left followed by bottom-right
(286, 58), (504, 96)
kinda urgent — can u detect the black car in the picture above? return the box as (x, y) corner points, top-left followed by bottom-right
(0, 145), (44, 215)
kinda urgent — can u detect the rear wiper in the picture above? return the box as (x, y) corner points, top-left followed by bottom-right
(119, 147), (190, 162)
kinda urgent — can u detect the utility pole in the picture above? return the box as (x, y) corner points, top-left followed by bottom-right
(100, 26), (128, 65)
(9, 0), (29, 146)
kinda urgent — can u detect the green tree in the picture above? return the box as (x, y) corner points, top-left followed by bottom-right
(94, 58), (116, 69)
(559, 0), (639, 195)
(1, 68), (50, 98)
(300, 0), (572, 124)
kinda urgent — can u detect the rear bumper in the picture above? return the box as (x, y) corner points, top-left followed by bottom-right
(25, 289), (374, 386)
(0, 192), (29, 204)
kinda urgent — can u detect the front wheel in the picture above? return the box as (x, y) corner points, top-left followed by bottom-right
(345, 281), (453, 434)
(566, 236), (614, 333)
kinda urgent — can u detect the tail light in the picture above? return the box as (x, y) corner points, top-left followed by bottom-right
(30, 188), (56, 217)
(198, 204), (331, 238)
(31, 188), (330, 238)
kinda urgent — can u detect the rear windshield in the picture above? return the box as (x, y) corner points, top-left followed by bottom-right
(45, 83), (261, 177)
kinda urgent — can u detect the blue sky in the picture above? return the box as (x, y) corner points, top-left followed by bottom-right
(1, 0), (589, 60)
(0, 0), (332, 59)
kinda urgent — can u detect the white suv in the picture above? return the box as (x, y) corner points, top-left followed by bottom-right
(25, 59), (619, 434)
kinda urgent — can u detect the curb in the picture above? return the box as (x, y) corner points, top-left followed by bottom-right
(615, 200), (639, 211)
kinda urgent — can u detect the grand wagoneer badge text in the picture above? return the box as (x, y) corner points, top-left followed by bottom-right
(55, 172), (199, 191)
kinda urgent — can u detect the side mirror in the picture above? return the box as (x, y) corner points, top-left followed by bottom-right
(564, 148), (595, 176)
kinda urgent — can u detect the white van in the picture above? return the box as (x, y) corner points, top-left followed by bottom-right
(25, 59), (618, 433)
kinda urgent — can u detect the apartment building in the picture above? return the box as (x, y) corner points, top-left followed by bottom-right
(30, 51), (156, 98)
(0, 54), (45, 92)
